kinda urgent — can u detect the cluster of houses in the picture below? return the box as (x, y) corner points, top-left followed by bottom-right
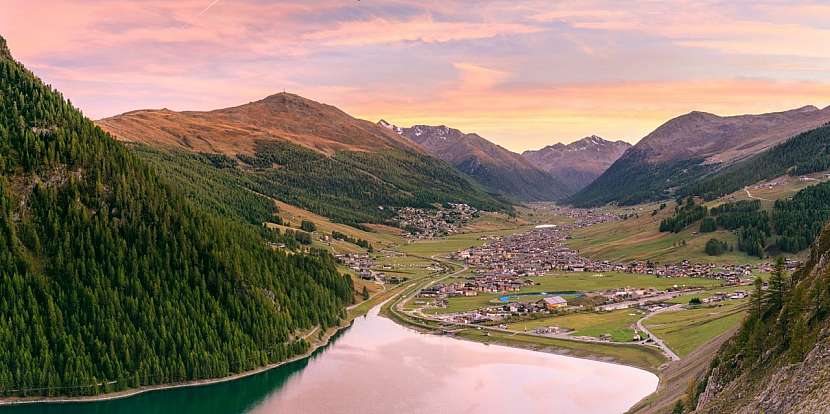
(456, 216), (797, 285)
(700, 290), (748, 303)
(335, 253), (403, 284)
(419, 276), (536, 298)
(394, 203), (479, 239)
(429, 295), (571, 325)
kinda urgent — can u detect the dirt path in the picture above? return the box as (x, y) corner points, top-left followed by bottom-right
(744, 187), (770, 201)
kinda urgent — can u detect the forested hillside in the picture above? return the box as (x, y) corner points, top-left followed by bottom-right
(689, 228), (830, 413)
(681, 123), (830, 200)
(99, 98), (511, 227)
(0, 36), (353, 396)
(569, 147), (712, 206)
(657, 187), (830, 258)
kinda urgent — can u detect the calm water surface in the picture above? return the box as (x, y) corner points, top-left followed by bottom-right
(2, 305), (657, 414)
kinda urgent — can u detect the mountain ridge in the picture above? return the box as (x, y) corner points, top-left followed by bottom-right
(570, 105), (830, 206)
(389, 122), (571, 201)
(98, 92), (423, 156)
(98, 95), (511, 226)
(522, 135), (631, 191)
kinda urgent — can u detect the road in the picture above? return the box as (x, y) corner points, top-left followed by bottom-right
(636, 304), (682, 361)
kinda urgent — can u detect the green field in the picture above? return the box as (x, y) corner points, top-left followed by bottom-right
(425, 294), (501, 314)
(506, 309), (646, 342)
(428, 272), (721, 315)
(400, 226), (531, 257)
(644, 301), (747, 357)
(567, 201), (762, 265)
(528, 272), (722, 292)
(456, 328), (667, 372)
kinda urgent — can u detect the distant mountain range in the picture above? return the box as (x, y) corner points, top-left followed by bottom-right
(522, 136), (631, 191)
(570, 105), (830, 206)
(383, 122), (571, 201)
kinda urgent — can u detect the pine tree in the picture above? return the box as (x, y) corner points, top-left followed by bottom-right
(766, 257), (788, 311)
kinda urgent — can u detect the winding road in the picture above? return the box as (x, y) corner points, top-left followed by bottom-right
(636, 304), (682, 361)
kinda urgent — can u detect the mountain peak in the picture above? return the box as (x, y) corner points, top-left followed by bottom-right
(794, 104), (820, 113)
(377, 119), (403, 134)
(522, 135), (630, 192)
(396, 123), (570, 201)
(98, 92), (422, 155)
(573, 135), (608, 146)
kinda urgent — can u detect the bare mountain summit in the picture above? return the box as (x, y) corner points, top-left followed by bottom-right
(387, 123), (571, 201)
(522, 136), (631, 191)
(98, 93), (421, 156)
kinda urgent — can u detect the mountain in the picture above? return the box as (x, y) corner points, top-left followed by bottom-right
(0, 35), (353, 396)
(98, 93), (422, 155)
(99, 97), (511, 226)
(570, 105), (830, 207)
(689, 226), (830, 413)
(682, 123), (830, 200)
(389, 123), (571, 201)
(522, 135), (631, 191)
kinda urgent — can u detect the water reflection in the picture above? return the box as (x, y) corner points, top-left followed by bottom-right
(0, 306), (657, 414)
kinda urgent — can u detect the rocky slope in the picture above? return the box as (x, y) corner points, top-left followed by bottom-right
(389, 123), (571, 201)
(570, 105), (830, 206)
(690, 223), (830, 413)
(522, 135), (631, 191)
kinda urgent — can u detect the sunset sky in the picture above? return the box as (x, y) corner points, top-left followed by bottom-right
(3, 0), (830, 151)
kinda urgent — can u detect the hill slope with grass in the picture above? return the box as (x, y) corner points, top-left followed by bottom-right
(570, 106), (830, 207)
(680, 123), (830, 200)
(99, 99), (511, 227)
(0, 35), (354, 396)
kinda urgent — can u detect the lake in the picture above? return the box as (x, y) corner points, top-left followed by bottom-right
(1, 305), (658, 414)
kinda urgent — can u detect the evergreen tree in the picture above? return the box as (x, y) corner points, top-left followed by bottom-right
(0, 36), (354, 396)
(766, 257), (788, 311)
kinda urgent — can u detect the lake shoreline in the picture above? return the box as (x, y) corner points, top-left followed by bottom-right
(2, 267), (668, 409)
(0, 318), (355, 407)
(0, 279), (415, 407)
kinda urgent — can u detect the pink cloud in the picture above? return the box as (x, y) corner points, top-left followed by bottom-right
(2, 0), (830, 151)
(302, 15), (543, 46)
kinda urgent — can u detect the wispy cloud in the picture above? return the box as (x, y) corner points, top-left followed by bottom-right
(1, 0), (829, 151)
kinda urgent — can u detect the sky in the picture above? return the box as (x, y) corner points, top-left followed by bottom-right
(2, 0), (830, 152)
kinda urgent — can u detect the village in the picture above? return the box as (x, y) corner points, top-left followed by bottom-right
(402, 206), (777, 347)
(393, 203), (479, 239)
(335, 253), (410, 285)
(455, 218), (798, 287)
